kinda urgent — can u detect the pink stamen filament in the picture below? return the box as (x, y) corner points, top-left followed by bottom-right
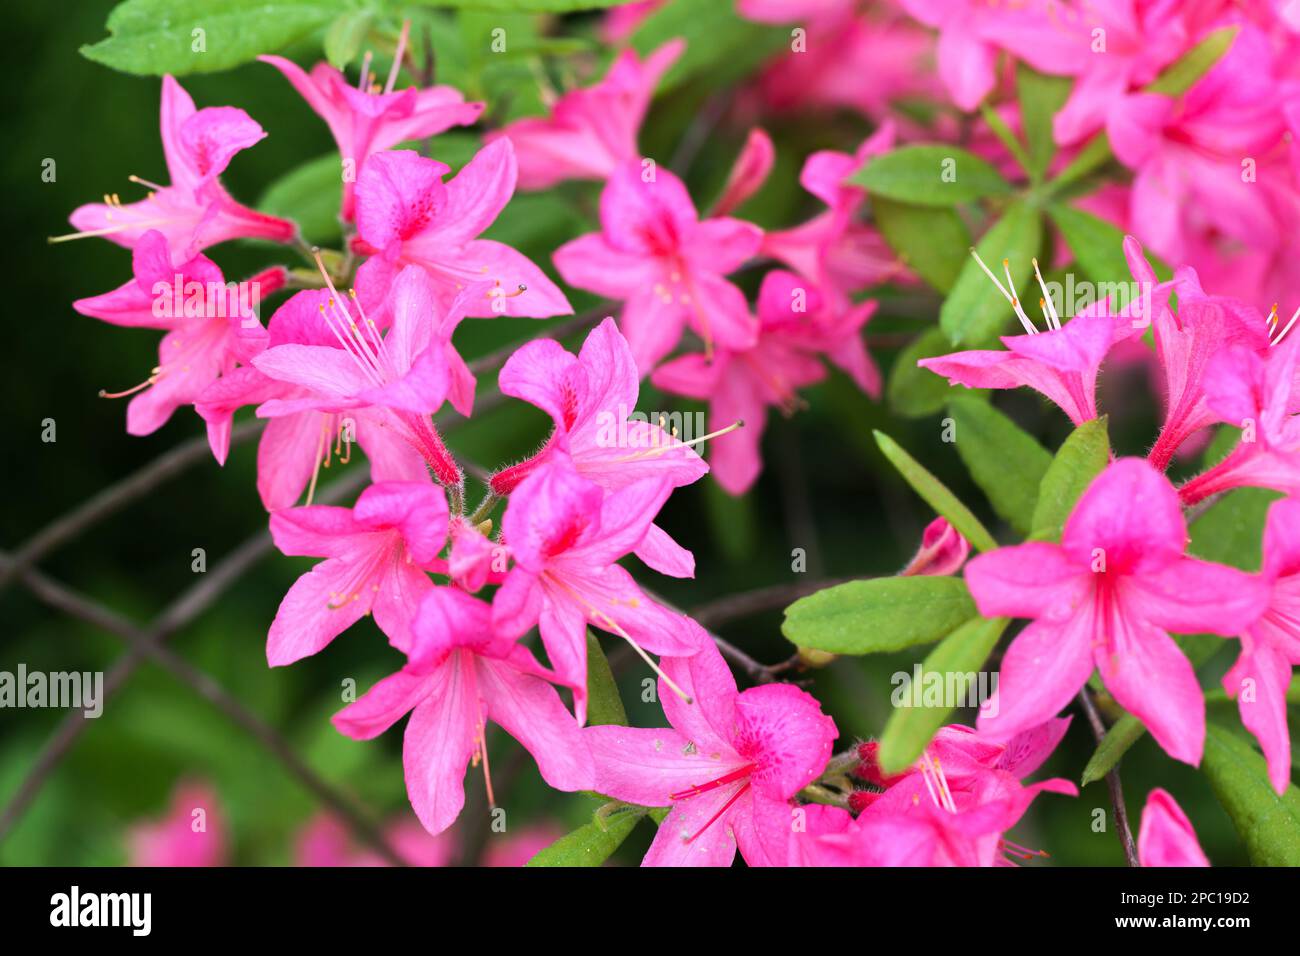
(669, 763), (755, 801)
(683, 782), (751, 844)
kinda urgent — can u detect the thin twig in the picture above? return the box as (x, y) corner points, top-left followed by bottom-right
(690, 577), (850, 630)
(1079, 687), (1138, 867)
(0, 551), (407, 865)
(0, 419), (264, 594)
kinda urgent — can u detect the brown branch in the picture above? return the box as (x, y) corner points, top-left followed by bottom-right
(0, 419), (264, 594)
(1079, 687), (1139, 867)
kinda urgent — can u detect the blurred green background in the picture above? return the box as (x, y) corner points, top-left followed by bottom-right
(0, 0), (1263, 866)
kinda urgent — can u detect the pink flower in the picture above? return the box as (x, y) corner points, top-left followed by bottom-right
(1178, 326), (1300, 505)
(920, 238), (1156, 426)
(68, 77), (295, 255)
(653, 269), (876, 495)
(1138, 788), (1210, 867)
(333, 587), (593, 836)
(72, 230), (281, 436)
(901, 517), (971, 577)
(492, 457), (703, 722)
(1222, 497), (1300, 793)
(250, 265), (475, 488)
(352, 143), (572, 319)
(267, 480), (448, 666)
(491, 317), (708, 577)
(965, 458), (1268, 765)
(585, 640), (837, 866)
(295, 814), (456, 867)
(128, 781), (227, 867)
(195, 285), (428, 512)
(486, 40), (683, 190)
(833, 722), (1076, 867)
(260, 53), (483, 221)
(553, 160), (762, 370)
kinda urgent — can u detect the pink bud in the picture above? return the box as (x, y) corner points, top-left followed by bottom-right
(900, 517), (970, 577)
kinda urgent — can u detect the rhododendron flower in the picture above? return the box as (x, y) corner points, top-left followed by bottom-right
(486, 40), (683, 190)
(901, 517), (972, 576)
(493, 458), (703, 722)
(128, 781), (227, 867)
(585, 640), (837, 866)
(251, 265), (476, 488)
(352, 143), (572, 319)
(965, 458), (1268, 765)
(333, 587), (592, 836)
(267, 480), (448, 665)
(553, 160), (762, 370)
(194, 286), (428, 512)
(762, 124), (905, 314)
(1138, 788), (1210, 867)
(834, 722), (1076, 867)
(73, 229), (282, 436)
(1147, 265), (1274, 470)
(67, 77), (295, 254)
(1177, 319), (1300, 505)
(490, 317), (708, 577)
(295, 814), (455, 867)
(1221, 497), (1300, 794)
(260, 51), (483, 221)
(653, 269), (876, 495)
(920, 239), (1156, 425)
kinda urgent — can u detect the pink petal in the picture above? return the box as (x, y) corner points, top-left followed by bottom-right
(332, 667), (432, 740)
(1138, 788), (1210, 867)
(403, 659), (478, 834)
(586, 724), (745, 807)
(978, 613), (1097, 743)
(267, 558), (373, 666)
(1061, 458), (1187, 574)
(1224, 643), (1293, 795)
(733, 683), (837, 801)
(964, 542), (1087, 619)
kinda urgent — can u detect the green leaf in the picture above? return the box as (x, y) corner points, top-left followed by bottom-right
(258, 153), (342, 246)
(526, 801), (648, 867)
(1030, 417), (1110, 541)
(947, 397), (1052, 536)
(81, 0), (341, 76)
(849, 145), (1012, 207)
(1046, 203), (1130, 285)
(872, 198), (971, 293)
(939, 203), (1043, 345)
(1079, 713), (1146, 787)
(1017, 65), (1072, 181)
(414, 0), (636, 10)
(877, 616), (1009, 773)
(1146, 26), (1239, 96)
(887, 328), (966, 419)
(1201, 721), (1300, 866)
(585, 632), (627, 728)
(782, 577), (977, 655)
(873, 431), (998, 552)
(323, 9), (373, 70)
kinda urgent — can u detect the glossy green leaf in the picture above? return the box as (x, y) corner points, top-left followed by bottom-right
(1046, 203), (1131, 285)
(873, 431), (998, 552)
(1030, 416), (1110, 541)
(947, 396), (1052, 536)
(872, 198), (971, 293)
(585, 632), (627, 728)
(782, 576), (977, 655)
(877, 616), (1008, 773)
(940, 203), (1043, 345)
(849, 145), (1012, 207)
(526, 801), (647, 867)
(323, 9), (373, 69)
(1079, 713), (1146, 787)
(1201, 722), (1300, 866)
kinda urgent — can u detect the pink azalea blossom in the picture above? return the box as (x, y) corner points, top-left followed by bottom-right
(250, 265), (476, 489)
(965, 458), (1268, 765)
(490, 317), (708, 577)
(73, 229), (281, 436)
(68, 77), (295, 255)
(1221, 497), (1300, 793)
(295, 814), (455, 867)
(194, 285), (428, 512)
(920, 238), (1157, 426)
(585, 639), (837, 866)
(333, 586), (592, 836)
(1137, 788), (1210, 866)
(267, 480), (448, 666)
(128, 781), (227, 867)
(492, 457), (704, 722)
(653, 269), (876, 495)
(553, 160), (762, 370)
(486, 40), (683, 190)
(352, 143), (572, 319)
(260, 53), (483, 221)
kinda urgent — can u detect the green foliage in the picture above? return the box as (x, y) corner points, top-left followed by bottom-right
(526, 800), (649, 867)
(1016, 65), (1072, 181)
(873, 431), (998, 552)
(1029, 417), (1110, 542)
(872, 198), (970, 293)
(585, 632), (627, 728)
(947, 397), (1052, 536)
(1146, 26), (1240, 96)
(940, 203), (1043, 345)
(782, 577), (977, 655)
(887, 328), (970, 419)
(849, 145), (1012, 207)
(1201, 722), (1300, 866)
